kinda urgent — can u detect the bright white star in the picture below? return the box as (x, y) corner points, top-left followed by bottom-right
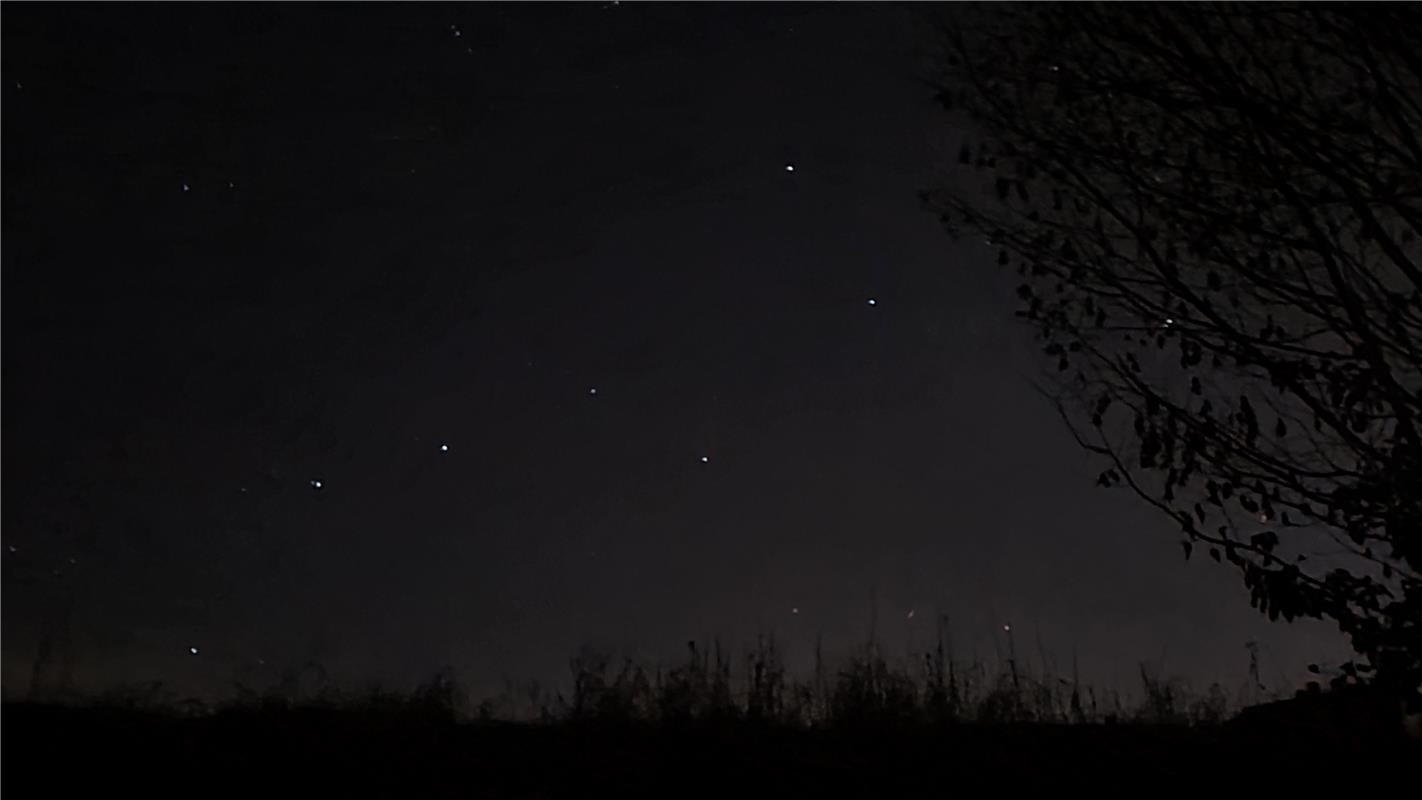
(700, 456), (709, 463)
(440, 444), (449, 452)
(867, 298), (877, 306)
(189, 647), (200, 655)
(784, 164), (795, 172)
(311, 479), (323, 490)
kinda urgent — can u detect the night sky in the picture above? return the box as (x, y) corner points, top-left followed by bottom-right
(2, 3), (1349, 701)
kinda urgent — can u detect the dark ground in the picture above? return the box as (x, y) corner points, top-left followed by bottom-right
(2, 702), (1414, 796)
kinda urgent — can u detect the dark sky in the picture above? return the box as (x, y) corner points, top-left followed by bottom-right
(2, 2), (1347, 701)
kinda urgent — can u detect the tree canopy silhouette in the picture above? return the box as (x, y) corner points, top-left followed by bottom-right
(925, 3), (1422, 691)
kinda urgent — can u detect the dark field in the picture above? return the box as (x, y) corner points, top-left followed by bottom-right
(3, 701), (1415, 796)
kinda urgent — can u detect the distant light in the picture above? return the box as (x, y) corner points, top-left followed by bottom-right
(6, 545), (16, 553)
(700, 456), (709, 463)
(867, 298), (877, 306)
(588, 387), (598, 396)
(227, 181), (235, 189)
(784, 164), (795, 172)
(239, 487), (248, 493)
(182, 183), (190, 192)
(189, 647), (199, 655)
(1163, 318), (1175, 327)
(791, 607), (799, 615)
(440, 444), (449, 452)
(906, 609), (915, 619)
(1003, 624), (1012, 632)
(311, 479), (323, 490)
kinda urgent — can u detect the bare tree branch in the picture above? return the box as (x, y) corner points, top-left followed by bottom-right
(928, 2), (1422, 691)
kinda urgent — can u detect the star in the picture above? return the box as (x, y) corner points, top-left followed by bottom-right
(189, 647), (200, 655)
(311, 479), (323, 490)
(866, 298), (877, 306)
(700, 456), (709, 463)
(440, 444), (449, 452)
(181, 183), (190, 192)
(588, 387), (598, 396)
(791, 607), (799, 615)
(906, 609), (915, 619)
(784, 164), (795, 173)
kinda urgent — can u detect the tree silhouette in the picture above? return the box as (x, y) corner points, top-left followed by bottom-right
(925, 3), (1422, 692)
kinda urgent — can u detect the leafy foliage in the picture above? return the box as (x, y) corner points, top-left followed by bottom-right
(925, 3), (1422, 690)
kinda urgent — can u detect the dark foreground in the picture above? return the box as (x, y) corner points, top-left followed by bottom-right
(4, 703), (1417, 796)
